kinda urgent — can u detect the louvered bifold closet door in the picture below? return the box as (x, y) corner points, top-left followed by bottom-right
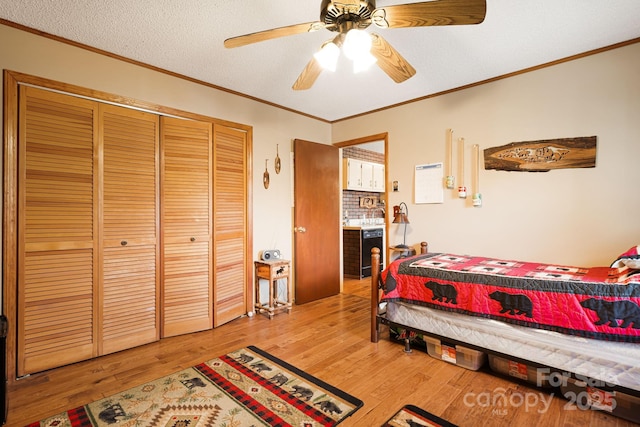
(100, 104), (160, 354)
(161, 117), (213, 337)
(18, 86), (99, 376)
(213, 125), (248, 326)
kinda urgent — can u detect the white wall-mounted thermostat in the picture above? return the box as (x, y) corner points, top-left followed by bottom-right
(261, 249), (281, 261)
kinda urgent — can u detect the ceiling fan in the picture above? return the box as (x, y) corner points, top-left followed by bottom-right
(224, 0), (487, 90)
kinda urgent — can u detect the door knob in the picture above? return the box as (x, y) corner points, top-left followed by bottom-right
(294, 226), (307, 233)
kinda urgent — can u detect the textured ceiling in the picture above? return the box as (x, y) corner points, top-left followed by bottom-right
(1, 0), (640, 122)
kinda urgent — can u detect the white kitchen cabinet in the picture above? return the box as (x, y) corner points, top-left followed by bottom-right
(371, 162), (385, 192)
(343, 158), (385, 192)
(344, 158), (364, 190)
(360, 161), (373, 190)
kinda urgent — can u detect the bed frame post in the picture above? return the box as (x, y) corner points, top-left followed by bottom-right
(371, 242), (429, 344)
(370, 247), (381, 343)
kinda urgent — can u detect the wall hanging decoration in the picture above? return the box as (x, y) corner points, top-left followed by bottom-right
(263, 159), (270, 189)
(359, 196), (378, 208)
(457, 137), (467, 198)
(275, 144), (281, 174)
(445, 128), (455, 189)
(472, 144), (482, 207)
(484, 136), (597, 172)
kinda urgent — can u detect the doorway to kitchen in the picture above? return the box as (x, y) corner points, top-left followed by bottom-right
(334, 133), (388, 295)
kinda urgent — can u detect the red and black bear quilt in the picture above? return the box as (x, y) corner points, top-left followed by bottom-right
(381, 253), (640, 342)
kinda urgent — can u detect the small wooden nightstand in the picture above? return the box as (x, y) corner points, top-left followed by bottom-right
(254, 259), (292, 319)
(389, 246), (416, 262)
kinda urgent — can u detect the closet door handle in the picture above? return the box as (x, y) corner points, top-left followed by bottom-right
(121, 240), (128, 246)
(190, 237), (197, 242)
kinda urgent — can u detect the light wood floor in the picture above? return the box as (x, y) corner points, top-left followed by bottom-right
(6, 277), (637, 426)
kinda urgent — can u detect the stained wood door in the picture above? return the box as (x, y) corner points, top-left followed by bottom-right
(213, 125), (249, 326)
(17, 86), (99, 376)
(100, 104), (160, 354)
(161, 117), (213, 337)
(293, 139), (341, 304)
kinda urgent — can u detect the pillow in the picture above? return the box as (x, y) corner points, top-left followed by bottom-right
(611, 245), (640, 269)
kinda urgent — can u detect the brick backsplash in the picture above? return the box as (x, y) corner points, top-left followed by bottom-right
(342, 146), (386, 221)
(343, 146), (384, 164)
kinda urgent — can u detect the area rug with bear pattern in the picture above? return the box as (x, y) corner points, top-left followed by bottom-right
(27, 346), (363, 427)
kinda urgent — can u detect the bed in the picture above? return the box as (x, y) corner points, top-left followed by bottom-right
(370, 244), (640, 414)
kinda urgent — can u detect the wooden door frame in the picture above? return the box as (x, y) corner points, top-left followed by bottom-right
(2, 70), (253, 383)
(333, 132), (389, 269)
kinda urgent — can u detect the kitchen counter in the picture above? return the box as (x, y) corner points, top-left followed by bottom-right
(342, 218), (385, 230)
(343, 224), (385, 230)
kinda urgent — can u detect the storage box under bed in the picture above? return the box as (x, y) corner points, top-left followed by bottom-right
(559, 375), (640, 424)
(389, 325), (486, 371)
(488, 354), (554, 388)
(423, 336), (487, 371)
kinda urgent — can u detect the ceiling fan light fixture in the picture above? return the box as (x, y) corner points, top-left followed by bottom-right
(313, 41), (340, 71)
(342, 29), (372, 60)
(226, 0), (488, 90)
(343, 29), (376, 73)
(352, 51), (377, 73)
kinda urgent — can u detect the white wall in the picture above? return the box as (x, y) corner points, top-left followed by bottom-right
(333, 42), (640, 266)
(0, 23), (331, 275)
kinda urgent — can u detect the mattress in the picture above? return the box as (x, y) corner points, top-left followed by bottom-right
(385, 301), (640, 392)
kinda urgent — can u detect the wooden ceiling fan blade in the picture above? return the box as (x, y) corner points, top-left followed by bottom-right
(372, 0), (486, 29)
(292, 57), (324, 90)
(224, 22), (326, 48)
(370, 33), (416, 83)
